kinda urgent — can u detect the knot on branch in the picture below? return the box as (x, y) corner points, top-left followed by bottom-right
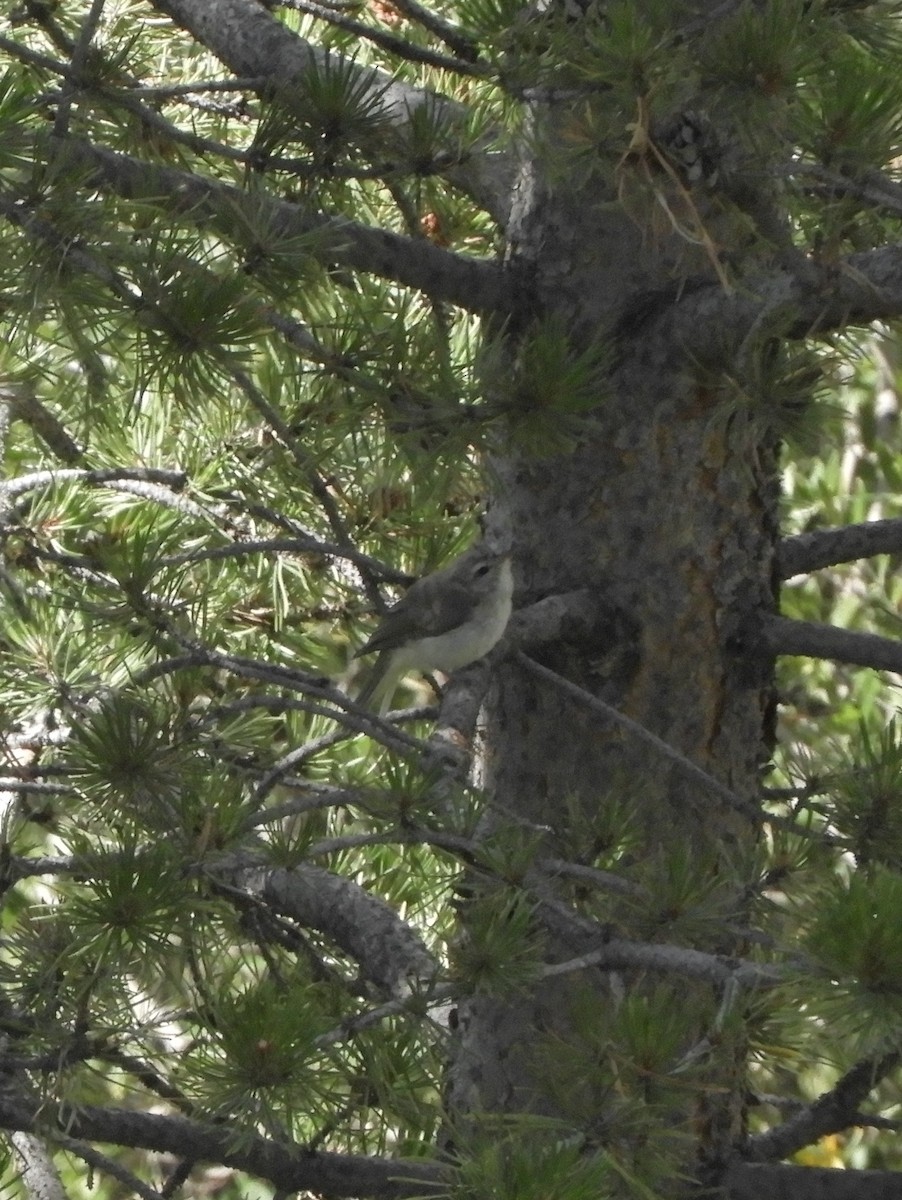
(655, 111), (722, 187)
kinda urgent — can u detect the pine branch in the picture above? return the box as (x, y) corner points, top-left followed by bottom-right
(506, 589), (600, 649)
(231, 862), (439, 995)
(87, 82), (442, 181)
(761, 615), (902, 674)
(50, 1132), (165, 1200)
(147, 0), (513, 220)
(667, 245), (902, 351)
(539, 857), (645, 898)
(0, 782), (72, 799)
(0, 1097), (449, 1199)
(314, 981), (458, 1048)
(50, 137), (509, 312)
(430, 653), (494, 752)
(361, 0), (479, 61)
(153, 627), (428, 756)
(159, 536), (405, 582)
(226, 367), (386, 610)
(279, 0), (489, 77)
(251, 735), (360, 801)
(788, 162), (902, 222)
(299, 826), (481, 860)
(0, 467), (188, 502)
(0, 32), (71, 77)
(4, 384), (83, 464)
(52, 0), (107, 140)
(726, 1163), (902, 1200)
(9, 1132), (69, 1200)
(262, 309), (388, 389)
(98, 1047), (196, 1115)
(537, 935), (783, 991)
(9, 0), (75, 55)
(149, 0), (443, 119)
(243, 783), (365, 828)
(1, 28), (269, 150)
(779, 519), (902, 578)
(2, 1095), (900, 1200)
(126, 76), (268, 97)
(745, 1051), (901, 1163)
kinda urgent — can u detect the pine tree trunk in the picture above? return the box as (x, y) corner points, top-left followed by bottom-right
(447, 81), (779, 1189)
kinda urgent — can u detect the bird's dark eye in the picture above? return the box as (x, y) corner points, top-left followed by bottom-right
(474, 563), (491, 578)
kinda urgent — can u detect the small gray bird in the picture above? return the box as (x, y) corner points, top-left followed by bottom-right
(354, 543), (513, 711)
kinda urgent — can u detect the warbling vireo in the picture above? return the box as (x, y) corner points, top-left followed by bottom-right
(354, 543), (513, 710)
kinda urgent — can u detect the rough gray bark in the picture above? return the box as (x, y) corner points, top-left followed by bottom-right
(448, 18), (781, 1192)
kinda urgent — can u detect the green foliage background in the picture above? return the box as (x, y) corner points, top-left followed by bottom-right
(0, 0), (902, 1194)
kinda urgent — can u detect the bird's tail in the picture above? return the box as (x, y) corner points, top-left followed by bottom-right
(353, 651), (396, 712)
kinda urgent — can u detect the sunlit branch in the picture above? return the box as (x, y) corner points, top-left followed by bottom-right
(125, 75), (268, 97)
(281, 0), (490, 77)
(370, 0), (479, 60)
(9, 1132), (68, 1200)
(746, 1051), (901, 1162)
(0, 467), (188, 502)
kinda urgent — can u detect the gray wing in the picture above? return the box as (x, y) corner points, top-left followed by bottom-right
(355, 574), (473, 656)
